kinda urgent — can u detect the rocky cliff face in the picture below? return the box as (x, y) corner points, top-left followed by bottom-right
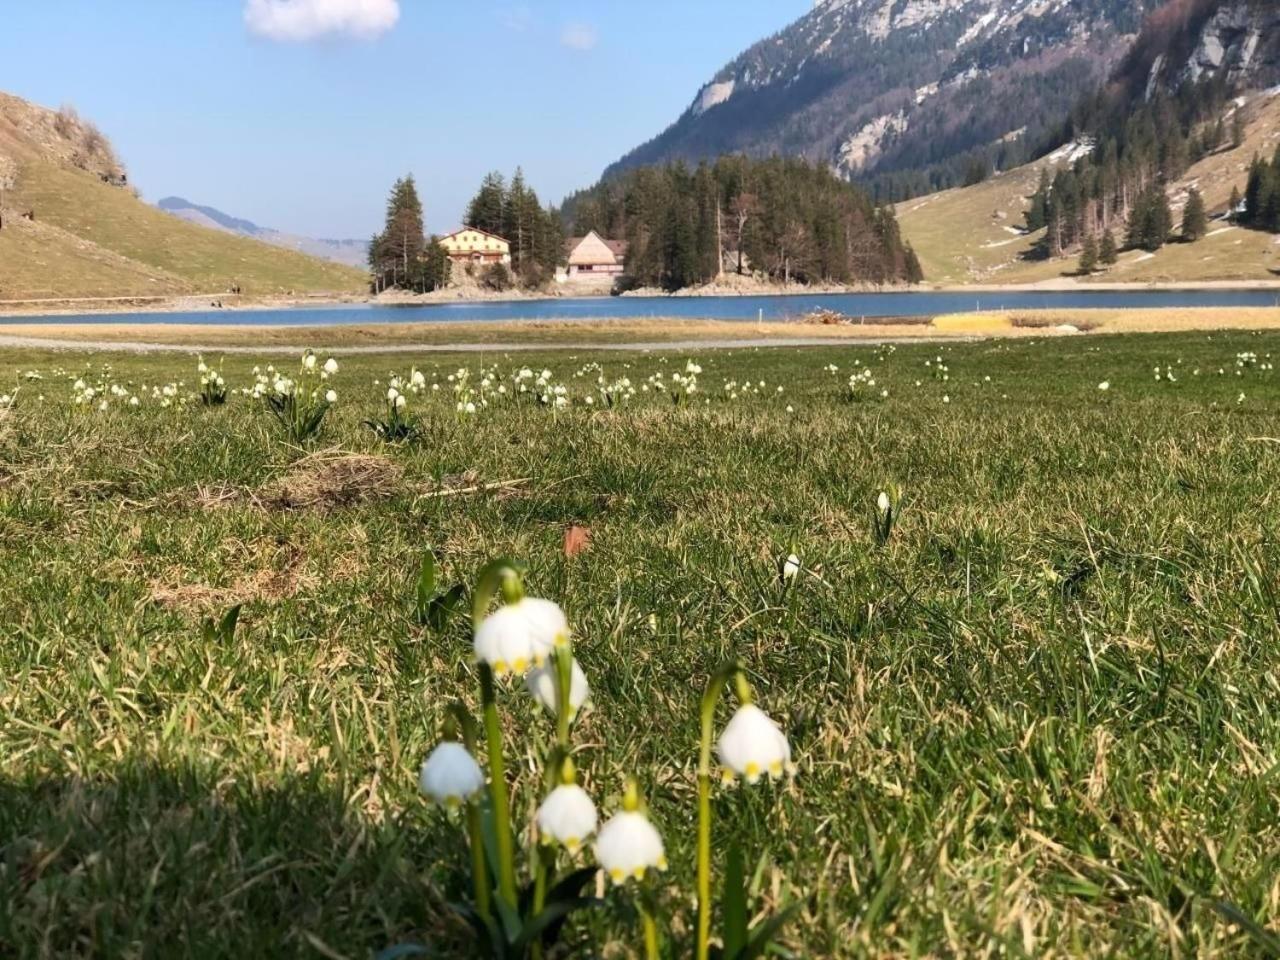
(1174, 1), (1280, 87)
(607, 0), (1278, 196)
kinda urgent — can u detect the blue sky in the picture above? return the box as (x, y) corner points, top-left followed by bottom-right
(5, 1), (807, 240)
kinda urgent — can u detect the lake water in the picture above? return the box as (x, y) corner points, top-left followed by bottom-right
(19, 289), (1280, 327)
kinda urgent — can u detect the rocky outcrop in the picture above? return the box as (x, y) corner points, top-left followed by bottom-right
(1180, 1), (1280, 86)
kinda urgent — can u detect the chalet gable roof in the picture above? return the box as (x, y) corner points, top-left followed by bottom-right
(441, 226), (510, 244)
(565, 229), (628, 263)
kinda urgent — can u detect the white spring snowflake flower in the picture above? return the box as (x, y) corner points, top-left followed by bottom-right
(326, 390), (338, 404)
(596, 809), (667, 884)
(782, 555), (801, 581)
(302, 352), (317, 371)
(525, 658), (590, 719)
(1098, 381), (1110, 391)
(419, 742), (485, 808)
(716, 704), (793, 785)
(323, 358), (339, 375)
(474, 606), (537, 676)
(877, 491), (891, 515)
(537, 785), (598, 854)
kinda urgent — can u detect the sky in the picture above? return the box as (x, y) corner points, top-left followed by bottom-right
(5, 0), (808, 240)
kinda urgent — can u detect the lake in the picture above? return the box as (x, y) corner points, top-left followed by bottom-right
(16, 289), (1280, 327)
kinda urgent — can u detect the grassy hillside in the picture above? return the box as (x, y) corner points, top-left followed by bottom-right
(0, 93), (367, 301)
(899, 90), (1280, 286)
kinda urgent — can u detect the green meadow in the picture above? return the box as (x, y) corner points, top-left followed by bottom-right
(2, 330), (1279, 958)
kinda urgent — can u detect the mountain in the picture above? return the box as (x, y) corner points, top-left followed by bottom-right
(0, 92), (366, 302)
(607, 0), (1280, 201)
(898, 86), (1280, 284)
(157, 197), (369, 270)
(896, 0), (1280, 287)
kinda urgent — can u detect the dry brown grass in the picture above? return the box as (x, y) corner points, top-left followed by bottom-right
(259, 450), (404, 511)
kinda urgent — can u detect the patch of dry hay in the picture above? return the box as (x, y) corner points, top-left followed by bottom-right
(149, 546), (315, 614)
(259, 449), (403, 511)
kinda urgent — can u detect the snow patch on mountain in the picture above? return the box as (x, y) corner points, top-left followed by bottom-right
(839, 111), (909, 173)
(693, 80), (737, 116)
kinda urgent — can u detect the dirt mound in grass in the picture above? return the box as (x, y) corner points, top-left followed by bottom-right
(259, 450), (404, 510)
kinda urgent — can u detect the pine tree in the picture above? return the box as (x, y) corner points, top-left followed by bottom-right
(417, 239), (453, 291)
(1025, 167), (1050, 232)
(1078, 234), (1098, 275)
(1099, 230), (1118, 266)
(1243, 156), (1265, 225)
(1125, 192), (1148, 250)
(371, 175), (425, 291)
(1181, 188), (1208, 241)
(1228, 185), (1243, 223)
(466, 172), (506, 236)
(1146, 189), (1173, 251)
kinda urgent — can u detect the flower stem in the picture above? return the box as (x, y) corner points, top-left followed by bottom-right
(554, 646), (573, 748)
(640, 898), (661, 960)
(447, 701), (491, 922)
(480, 663), (518, 908)
(465, 802), (491, 921)
(696, 662), (744, 960)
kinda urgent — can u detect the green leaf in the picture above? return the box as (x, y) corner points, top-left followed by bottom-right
(218, 604), (241, 643)
(416, 552), (437, 623)
(428, 583), (467, 633)
(546, 865), (599, 904)
(723, 840), (749, 959)
(494, 897), (523, 946)
(512, 897), (603, 951)
(741, 901), (803, 960)
(1211, 900), (1280, 957)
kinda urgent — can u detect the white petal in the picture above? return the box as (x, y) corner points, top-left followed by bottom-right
(525, 658), (590, 718)
(419, 742), (484, 805)
(595, 811), (666, 882)
(716, 704), (791, 783)
(537, 785), (598, 850)
(474, 606), (536, 676)
(517, 597), (571, 659)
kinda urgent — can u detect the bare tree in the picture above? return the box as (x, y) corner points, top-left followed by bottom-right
(729, 193), (760, 274)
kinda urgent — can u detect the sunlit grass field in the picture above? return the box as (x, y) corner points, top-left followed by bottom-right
(2, 331), (1280, 958)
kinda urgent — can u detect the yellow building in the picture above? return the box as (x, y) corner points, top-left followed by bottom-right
(439, 228), (511, 267)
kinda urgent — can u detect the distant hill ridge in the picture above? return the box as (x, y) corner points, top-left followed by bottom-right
(0, 91), (366, 301)
(156, 196), (369, 269)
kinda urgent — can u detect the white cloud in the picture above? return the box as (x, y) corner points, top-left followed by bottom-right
(245, 0), (400, 42)
(559, 22), (598, 51)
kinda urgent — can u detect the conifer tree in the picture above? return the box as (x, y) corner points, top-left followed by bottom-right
(1181, 188), (1208, 241)
(1228, 185), (1242, 222)
(466, 172), (506, 236)
(1099, 229), (1118, 266)
(370, 174), (425, 291)
(1078, 234), (1098, 274)
(1146, 189), (1173, 251)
